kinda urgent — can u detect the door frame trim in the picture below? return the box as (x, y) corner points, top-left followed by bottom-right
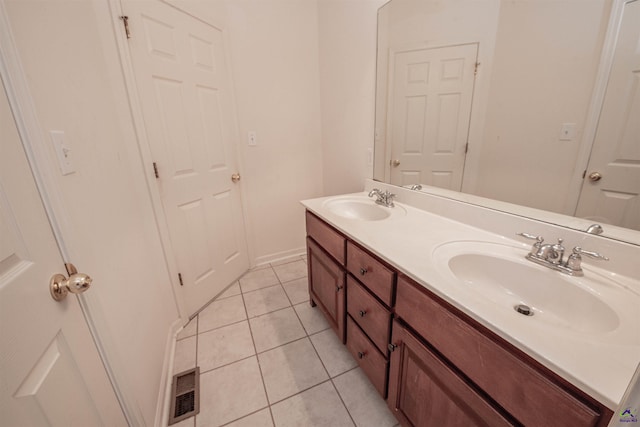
(566, 0), (633, 215)
(0, 2), (141, 425)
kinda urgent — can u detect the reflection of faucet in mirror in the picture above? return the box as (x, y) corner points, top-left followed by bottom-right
(373, 0), (640, 236)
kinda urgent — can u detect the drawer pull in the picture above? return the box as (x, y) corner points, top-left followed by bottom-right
(359, 267), (368, 276)
(359, 310), (367, 317)
(336, 285), (343, 292)
(357, 351), (366, 359)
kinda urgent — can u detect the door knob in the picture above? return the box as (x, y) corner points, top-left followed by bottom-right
(588, 172), (602, 182)
(391, 159), (400, 167)
(50, 263), (92, 301)
(231, 173), (241, 183)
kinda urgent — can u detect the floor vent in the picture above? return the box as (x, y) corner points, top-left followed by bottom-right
(168, 367), (200, 425)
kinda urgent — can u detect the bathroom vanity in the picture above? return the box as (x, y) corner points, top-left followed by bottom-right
(303, 182), (640, 427)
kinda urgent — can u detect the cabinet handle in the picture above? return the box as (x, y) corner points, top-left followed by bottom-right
(357, 351), (366, 359)
(336, 285), (343, 292)
(359, 267), (368, 276)
(359, 310), (366, 317)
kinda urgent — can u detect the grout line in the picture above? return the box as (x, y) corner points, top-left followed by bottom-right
(197, 353), (258, 377)
(217, 406), (271, 427)
(266, 378), (334, 407)
(239, 279), (277, 427)
(307, 329), (358, 426)
(197, 317), (248, 337)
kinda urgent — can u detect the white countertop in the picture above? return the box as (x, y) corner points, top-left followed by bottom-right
(301, 191), (640, 410)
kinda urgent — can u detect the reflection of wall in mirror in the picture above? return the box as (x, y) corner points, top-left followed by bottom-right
(375, 0), (612, 216)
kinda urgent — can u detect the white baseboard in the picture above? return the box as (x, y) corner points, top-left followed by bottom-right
(155, 318), (183, 427)
(253, 246), (306, 268)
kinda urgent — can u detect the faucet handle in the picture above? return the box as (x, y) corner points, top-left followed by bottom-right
(572, 247), (609, 261)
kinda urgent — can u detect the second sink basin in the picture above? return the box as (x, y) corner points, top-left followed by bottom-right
(432, 241), (637, 342)
(323, 196), (405, 221)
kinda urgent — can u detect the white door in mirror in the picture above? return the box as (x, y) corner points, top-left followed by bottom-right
(387, 43), (477, 191)
(575, 0), (640, 231)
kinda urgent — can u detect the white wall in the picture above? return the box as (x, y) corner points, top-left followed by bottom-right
(225, 0), (325, 264)
(473, 0), (611, 214)
(317, 0), (385, 196)
(4, 0), (179, 423)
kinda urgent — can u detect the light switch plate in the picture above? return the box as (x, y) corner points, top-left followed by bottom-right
(50, 131), (76, 175)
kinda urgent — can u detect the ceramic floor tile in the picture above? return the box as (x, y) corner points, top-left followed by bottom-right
(171, 417), (195, 427)
(293, 302), (330, 336)
(272, 260), (307, 283)
(177, 318), (198, 340)
(198, 294), (247, 333)
(239, 268), (280, 293)
(333, 368), (397, 427)
(243, 285), (291, 318)
(310, 328), (357, 377)
(217, 281), (241, 300)
(173, 335), (197, 375)
(258, 338), (329, 404)
(270, 381), (354, 427)
(198, 321), (255, 372)
(281, 277), (309, 306)
(224, 408), (273, 427)
(197, 357), (268, 427)
(249, 307), (306, 353)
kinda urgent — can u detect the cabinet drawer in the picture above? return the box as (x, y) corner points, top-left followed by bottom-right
(346, 316), (388, 398)
(306, 211), (345, 265)
(395, 275), (604, 427)
(346, 241), (394, 306)
(346, 276), (391, 355)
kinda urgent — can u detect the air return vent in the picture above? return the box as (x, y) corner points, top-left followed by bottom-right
(168, 367), (200, 425)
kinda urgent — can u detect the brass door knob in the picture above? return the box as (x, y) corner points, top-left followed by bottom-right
(391, 159), (401, 167)
(588, 172), (602, 182)
(231, 173), (241, 183)
(50, 264), (92, 301)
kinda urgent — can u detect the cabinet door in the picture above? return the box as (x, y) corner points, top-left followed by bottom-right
(388, 320), (514, 427)
(307, 237), (346, 341)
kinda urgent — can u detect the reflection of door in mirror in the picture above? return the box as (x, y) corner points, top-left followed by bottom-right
(386, 43), (478, 190)
(575, 0), (640, 231)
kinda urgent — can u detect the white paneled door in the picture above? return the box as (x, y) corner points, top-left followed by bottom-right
(575, 0), (640, 230)
(387, 43), (477, 190)
(0, 80), (126, 425)
(123, 1), (249, 315)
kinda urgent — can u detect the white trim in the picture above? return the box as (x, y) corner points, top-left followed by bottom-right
(565, 0), (631, 215)
(155, 318), (182, 427)
(253, 247), (307, 268)
(0, 1), (141, 425)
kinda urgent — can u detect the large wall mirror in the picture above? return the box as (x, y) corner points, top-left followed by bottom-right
(373, 0), (640, 244)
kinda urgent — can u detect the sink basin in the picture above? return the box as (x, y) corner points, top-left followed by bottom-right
(323, 197), (405, 221)
(432, 241), (630, 337)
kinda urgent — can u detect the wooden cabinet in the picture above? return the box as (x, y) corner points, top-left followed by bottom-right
(388, 319), (514, 427)
(393, 275), (613, 427)
(305, 210), (613, 427)
(306, 236), (346, 341)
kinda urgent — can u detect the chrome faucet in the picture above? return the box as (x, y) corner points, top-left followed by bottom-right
(517, 233), (609, 276)
(409, 184), (422, 191)
(368, 188), (396, 207)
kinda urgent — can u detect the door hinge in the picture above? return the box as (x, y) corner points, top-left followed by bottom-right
(388, 343), (398, 352)
(119, 15), (131, 39)
(465, 143), (469, 154)
(474, 62), (480, 76)
(153, 162), (159, 179)
(178, 273), (184, 286)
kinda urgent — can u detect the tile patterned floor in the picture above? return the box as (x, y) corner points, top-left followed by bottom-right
(171, 256), (399, 427)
